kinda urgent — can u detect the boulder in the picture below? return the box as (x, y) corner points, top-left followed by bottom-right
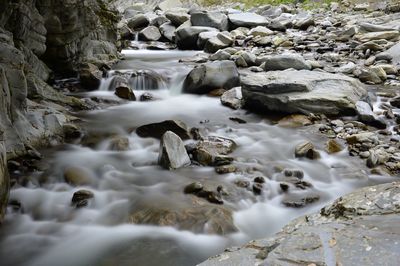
(220, 87), (243, 110)
(191, 11), (229, 31)
(183, 61), (240, 94)
(79, 63), (102, 89)
(158, 131), (191, 170)
(261, 54), (311, 71)
(197, 31), (219, 49)
(355, 31), (400, 42)
(159, 23), (176, 42)
(386, 42), (400, 65)
(175, 26), (219, 49)
(115, 87), (136, 101)
(130, 197), (236, 235)
(241, 70), (368, 115)
(356, 101), (386, 129)
(228, 12), (269, 28)
(139, 26), (161, 41)
(199, 182), (400, 265)
(294, 141), (320, 160)
(204, 33), (233, 53)
(71, 190), (94, 208)
(248, 26), (273, 37)
(136, 120), (191, 140)
(127, 14), (150, 30)
(157, 0), (183, 11)
(165, 10), (190, 27)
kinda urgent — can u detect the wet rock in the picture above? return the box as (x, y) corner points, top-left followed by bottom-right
(197, 190), (224, 205)
(191, 11), (229, 31)
(159, 131), (191, 170)
(139, 26), (161, 41)
(235, 180), (250, 188)
(295, 141), (320, 160)
(109, 136), (130, 151)
(254, 176), (265, 184)
(220, 87), (243, 110)
(358, 66), (387, 84)
(356, 101), (386, 129)
(136, 120), (190, 140)
(184, 182), (204, 194)
(115, 87), (136, 101)
(197, 136), (237, 155)
(183, 60), (240, 94)
(215, 165), (237, 174)
(79, 63), (102, 90)
(346, 132), (378, 145)
(175, 26), (219, 49)
(71, 189), (94, 208)
(0, 144), (9, 221)
(325, 139), (343, 154)
(130, 198), (236, 235)
(283, 169), (304, 179)
(64, 166), (94, 186)
(261, 54), (311, 71)
(278, 114), (312, 128)
(252, 183), (263, 195)
(390, 96), (400, 108)
(228, 12), (269, 28)
(241, 70), (367, 116)
(139, 92), (156, 101)
(282, 193), (320, 208)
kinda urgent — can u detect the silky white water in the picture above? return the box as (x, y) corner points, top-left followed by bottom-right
(0, 49), (394, 266)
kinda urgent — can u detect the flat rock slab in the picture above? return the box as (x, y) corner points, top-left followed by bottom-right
(199, 182), (400, 266)
(241, 70), (367, 115)
(228, 12), (269, 28)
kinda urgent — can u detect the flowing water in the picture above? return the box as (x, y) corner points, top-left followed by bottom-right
(0, 48), (395, 266)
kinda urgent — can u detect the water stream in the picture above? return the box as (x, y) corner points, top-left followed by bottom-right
(0, 48), (394, 266)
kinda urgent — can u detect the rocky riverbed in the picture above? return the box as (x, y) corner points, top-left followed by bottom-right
(0, 0), (399, 265)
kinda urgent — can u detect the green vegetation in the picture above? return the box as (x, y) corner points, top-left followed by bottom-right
(201, 0), (335, 9)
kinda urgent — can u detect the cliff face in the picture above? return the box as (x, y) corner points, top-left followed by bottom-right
(0, 0), (120, 222)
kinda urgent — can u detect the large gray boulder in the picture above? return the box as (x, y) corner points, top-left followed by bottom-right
(191, 11), (229, 31)
(204, 32), (233, 53)
(199, 182), (400, 266)
(175, 26), (219, 49)
(183, 61), (240, 94)
(387, 41), (400, 65)
(158, 131), (191, 170)
(261, 54), (312, 71)
(139, 26), (162, 41)
(228, 12), (269, 28)
(241, 70), (367, 115)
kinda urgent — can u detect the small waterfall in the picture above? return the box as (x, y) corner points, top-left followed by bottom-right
(129, 70), (167, 90)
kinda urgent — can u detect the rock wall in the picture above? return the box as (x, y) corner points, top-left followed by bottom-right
(0, 0), (120, 222)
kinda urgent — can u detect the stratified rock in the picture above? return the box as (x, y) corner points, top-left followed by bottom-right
(200, 183), (400, 266)
(175, 26), (219, 49)
(228, 12), (269, 28)
(136, 120), (190, 140)
(241, 70), (367, 116)
(183, 61), (240, 94)
(191, 11), (229, 31)
(158, 131), (191, 170)
(261, 54), (311, 71)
